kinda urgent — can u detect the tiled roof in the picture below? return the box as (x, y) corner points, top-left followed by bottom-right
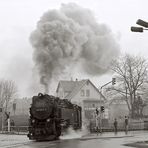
(59, 80), (76, 92)
(65, 79), (88, 99)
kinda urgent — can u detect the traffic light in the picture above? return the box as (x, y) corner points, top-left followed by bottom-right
(100, 106), (105, 113)
(112, 78), (116, 85)
(5, 112), (10, 120)
(131, 26), (143, 32)
(96, 108), (99, 115)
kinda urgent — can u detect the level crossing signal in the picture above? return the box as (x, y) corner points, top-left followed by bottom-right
(96, 108), (99, 115)
(100, 106), (105, 113)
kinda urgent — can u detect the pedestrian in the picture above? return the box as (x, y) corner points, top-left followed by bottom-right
(113, 118), (118, 134)
(125, 116), (129, 134)
(11, 120), (15, 130)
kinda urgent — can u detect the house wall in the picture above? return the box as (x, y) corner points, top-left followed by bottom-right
(83, 100), (103, 119)
(143, 105), (148, 117)
(108, 103), (129, 122)
(0, 98), (31, 129)
(8, 98), (31, 116)
(69, 81), (104, 127)
(71, 81), (101, 103)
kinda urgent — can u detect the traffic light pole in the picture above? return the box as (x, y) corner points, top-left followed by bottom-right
(100, 78), (116, 89)
(95, 108), (102, 135)
(100, 81), (112, 89)
(99, 78), (116, 134)
(95, 109), (99, 135)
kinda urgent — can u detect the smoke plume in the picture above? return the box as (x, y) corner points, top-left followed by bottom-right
(30, 3), (120, 92)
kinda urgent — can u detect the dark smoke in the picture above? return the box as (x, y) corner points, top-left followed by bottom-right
(30, 3), (120, 92)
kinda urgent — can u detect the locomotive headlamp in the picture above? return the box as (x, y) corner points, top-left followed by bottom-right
(46, 119), (50, 122)
(32, 119), (35, 123)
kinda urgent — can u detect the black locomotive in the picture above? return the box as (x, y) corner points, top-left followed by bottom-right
(27, 93), (82, 141)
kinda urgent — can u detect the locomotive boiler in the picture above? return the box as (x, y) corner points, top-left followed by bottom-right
(27, 93), (82, 141)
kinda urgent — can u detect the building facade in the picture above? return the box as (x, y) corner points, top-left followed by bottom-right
(56, 79), (106, 127)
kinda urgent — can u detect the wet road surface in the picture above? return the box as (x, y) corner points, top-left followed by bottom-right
(0, 131), (148, 148)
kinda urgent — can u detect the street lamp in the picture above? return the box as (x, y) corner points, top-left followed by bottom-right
(131, 19), (148, 33)
(131, 26), (144, 32)
(136, 19), (148, 28)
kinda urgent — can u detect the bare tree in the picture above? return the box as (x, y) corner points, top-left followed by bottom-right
(0, 79), (17, 112)
(110, 54), (148, 118)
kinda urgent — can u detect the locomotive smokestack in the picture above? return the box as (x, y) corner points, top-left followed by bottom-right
(30, 3), (120, 91)
(40, 76), (49, 93)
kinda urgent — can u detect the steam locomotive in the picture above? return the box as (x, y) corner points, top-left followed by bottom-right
(27, 93), (82, 141)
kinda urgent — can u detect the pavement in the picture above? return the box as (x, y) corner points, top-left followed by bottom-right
(0, 130), (142, 139)
(81, 131), (134, 140)
(0, 130), (148, 148)
(0, 134), (29, 148)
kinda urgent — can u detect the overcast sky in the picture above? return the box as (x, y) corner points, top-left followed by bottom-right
(0, 0), (148, 97)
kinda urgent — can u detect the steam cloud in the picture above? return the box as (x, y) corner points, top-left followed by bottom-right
(30, 3), (120, 92)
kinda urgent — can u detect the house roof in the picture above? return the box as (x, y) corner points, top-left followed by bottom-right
(56, 79), (106, 101)
(65, 79), (87, 99)
(57, 80), (76, 92)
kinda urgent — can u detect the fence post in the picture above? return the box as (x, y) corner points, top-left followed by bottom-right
(8, 118), (10, 132)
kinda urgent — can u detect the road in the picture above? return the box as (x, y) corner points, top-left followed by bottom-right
(0, 131), (148, 148)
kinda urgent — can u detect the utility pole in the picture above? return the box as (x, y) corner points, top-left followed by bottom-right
(0, 106), (4, 132)
(2, 107), (4, 132)
(5, 112), (10, 132)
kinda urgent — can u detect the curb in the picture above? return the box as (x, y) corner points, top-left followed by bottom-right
(124, 141), (148, 148)
(80, 135), (134, 140)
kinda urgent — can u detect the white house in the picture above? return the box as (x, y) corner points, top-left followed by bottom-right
(56, 79), (106, 125)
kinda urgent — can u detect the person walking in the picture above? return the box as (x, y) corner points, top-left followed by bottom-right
(113, 118), (118, 134)
(11, 120), (15, 131)
(125, 116), (129, 134)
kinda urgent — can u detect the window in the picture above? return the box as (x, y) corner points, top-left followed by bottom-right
(81, 90), (85, 96)
(86, 89), (90, 97)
